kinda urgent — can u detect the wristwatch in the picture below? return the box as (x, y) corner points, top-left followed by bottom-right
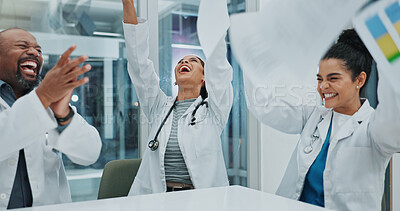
(55, 107), (75, 124)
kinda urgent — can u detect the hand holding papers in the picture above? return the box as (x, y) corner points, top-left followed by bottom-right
(354, 0), (400, 123)
(197, 0), (229, 59)
(229, 0), (368, 107)
(354, 0), (400, 71)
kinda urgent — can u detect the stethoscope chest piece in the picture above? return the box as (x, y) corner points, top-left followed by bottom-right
(303, 145), (313, 154)
(148, 139), (159, 151)
(303, 134), (319, 154)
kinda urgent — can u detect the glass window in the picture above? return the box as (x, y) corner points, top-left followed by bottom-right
(0, 0), (138, 202)
(158, 0), (247, 186)
(1, 0), (248, 203)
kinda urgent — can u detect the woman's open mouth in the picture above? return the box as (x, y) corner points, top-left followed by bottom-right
(179, 65), (191, 73)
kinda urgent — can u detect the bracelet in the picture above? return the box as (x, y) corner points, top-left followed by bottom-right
(55, 107), (75, 123)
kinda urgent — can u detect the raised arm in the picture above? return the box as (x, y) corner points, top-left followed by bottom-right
(369, 65), (400, 154)
(123, 0), (138, 25)
(122, 0), (167, 119)
(243, 72), (318, 134)
(203, 36), (233, 127)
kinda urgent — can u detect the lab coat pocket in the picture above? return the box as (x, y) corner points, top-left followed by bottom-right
(42, 145), (62, 171)
(334, 147), (376, 193)
(192, 126), (221, 158)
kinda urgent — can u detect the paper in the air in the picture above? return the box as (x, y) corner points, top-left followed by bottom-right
(229, 0), (368, 107)
(197, 0), (229, 59)
(354, 0), (400, 71)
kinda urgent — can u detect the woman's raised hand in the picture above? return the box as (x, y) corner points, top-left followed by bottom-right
(122, 0), (138, 25)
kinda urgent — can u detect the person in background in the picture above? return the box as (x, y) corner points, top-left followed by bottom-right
(245, 28), (400, 211)
(0, 28), (102, 209)
(122, 0), (233, 195)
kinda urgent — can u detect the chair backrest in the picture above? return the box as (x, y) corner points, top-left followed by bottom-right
(97, 158), (141, 199)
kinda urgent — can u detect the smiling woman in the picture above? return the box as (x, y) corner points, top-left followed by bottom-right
(122, 0), (233, 195)
(244, 27), (400, 211)
(174, 55), (206, 101)
(317, 29), (371, 115)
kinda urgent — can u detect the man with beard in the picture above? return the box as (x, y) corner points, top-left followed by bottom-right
(0, 28), (102, 209)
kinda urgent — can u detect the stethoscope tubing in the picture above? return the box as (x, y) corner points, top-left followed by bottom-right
(148, 98), (208, 151)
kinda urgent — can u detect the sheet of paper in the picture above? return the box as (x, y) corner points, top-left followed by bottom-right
(354, 0), (400, 71)
(197, 0), (230, 58)
(229, 0), (368, 106)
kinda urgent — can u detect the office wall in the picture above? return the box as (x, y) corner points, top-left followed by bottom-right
(255, 0), (293, 194)
(260, 125), (298, 193)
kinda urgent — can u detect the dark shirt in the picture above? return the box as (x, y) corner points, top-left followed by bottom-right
(0, 80), (69, 209)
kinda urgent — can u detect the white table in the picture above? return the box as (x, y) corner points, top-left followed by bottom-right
(16, 186), (332, 211)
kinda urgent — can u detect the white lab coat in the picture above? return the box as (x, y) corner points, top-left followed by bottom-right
(244, 63), (400, 210)
(0, 90), (102, 209)
(123, 20), (233, 195)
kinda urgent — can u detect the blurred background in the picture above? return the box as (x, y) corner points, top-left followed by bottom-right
(0, 1), (395, 211)
(0, 0), (248, 201)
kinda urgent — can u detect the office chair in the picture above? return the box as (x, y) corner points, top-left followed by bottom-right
(97, 158), (141, 199)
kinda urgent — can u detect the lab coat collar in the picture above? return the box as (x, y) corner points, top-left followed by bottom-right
(0, 87), (43, 109)
(0, 96), (10, 109)
(335, 99), (373, 145)
(318, 99), (373, 144)
(183, 96), (206, 117)
(350, 99), (374, 124)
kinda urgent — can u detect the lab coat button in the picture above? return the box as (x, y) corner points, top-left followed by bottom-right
(0, 193), (6, 199)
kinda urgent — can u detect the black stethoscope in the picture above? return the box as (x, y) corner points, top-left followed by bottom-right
(148, 98), (209, 151)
